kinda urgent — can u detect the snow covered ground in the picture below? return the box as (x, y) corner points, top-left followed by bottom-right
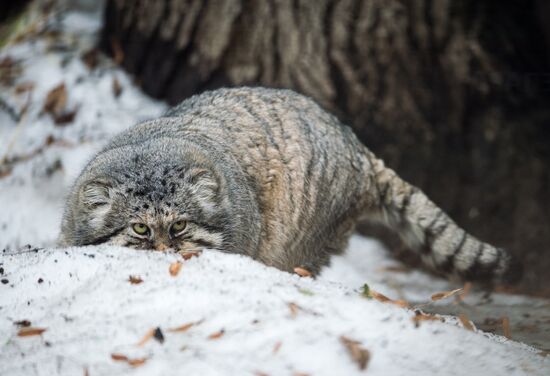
(0, 2), (549, 375)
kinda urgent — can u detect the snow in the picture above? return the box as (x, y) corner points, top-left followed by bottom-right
(1, 245), (547, 376)
(0, 2), (548, 376)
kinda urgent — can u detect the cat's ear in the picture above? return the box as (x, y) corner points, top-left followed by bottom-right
(80, 178), (117, 229)
(80, 178), (114, 209)
(188, 168), (219, 195)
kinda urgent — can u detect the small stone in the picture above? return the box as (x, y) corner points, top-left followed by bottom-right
(153, 327), (165, 344)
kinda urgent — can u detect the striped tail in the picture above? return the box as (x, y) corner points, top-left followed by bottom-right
(367, 154), (522, 285)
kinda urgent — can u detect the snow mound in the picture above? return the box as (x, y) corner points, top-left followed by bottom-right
(1, 244), (547, 376)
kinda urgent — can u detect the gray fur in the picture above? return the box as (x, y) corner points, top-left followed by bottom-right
(59, 87), (521, 284)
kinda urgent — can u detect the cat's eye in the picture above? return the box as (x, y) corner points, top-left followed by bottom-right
(170, 220), (187, 235)
(132, 223), (149, 236)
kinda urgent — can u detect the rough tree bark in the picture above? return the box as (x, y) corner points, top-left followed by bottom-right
(99, 0), (550, 294)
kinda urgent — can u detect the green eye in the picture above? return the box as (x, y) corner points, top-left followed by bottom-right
(171, 220), (187, 233)
(132, 223), (149, 235)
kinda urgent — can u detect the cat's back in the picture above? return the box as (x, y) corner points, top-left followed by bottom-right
(107, 87), (356, 151)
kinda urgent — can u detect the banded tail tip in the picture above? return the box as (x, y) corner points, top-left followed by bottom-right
(457, 246), (523, 285)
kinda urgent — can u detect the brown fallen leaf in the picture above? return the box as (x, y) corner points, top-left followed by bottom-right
(0, 168), (12, 179)
(169, 261), (182, 276)
(0, 57), (22, 85)
(82, 48), (99, 70)
(502, 316), (511, 339)
(293, 267), (312, 277)
(84, 366), (89, 376)
(458, 313), (475, 331)
(17, 327), (47, 337)
(14, 82), (34, 94)
(128, 275), (143, 284)
(412, 311), (443, 327)
(128, 358), (147, 367)
(43, 83), (67, 117)
(137, 327), (164, 346)
(112, 77), (123, 98)
(14, 320), (31, 327)
(136, 328), (155, 346)
(254, 372), (269, 376)
(288, 302), (300, 318)
(53, 109), (78, 125)
(111, 353), (128, 361)
(169, 322), (196, 333)
(370, 290), (409, 308)
(273, 341), (282, 354)
(181, 251), (201, 260)
(111, 353), (147, 367)
(431, 288), (463, 302)
(207, 329), (225, 340)
(340, 336), (371, 371)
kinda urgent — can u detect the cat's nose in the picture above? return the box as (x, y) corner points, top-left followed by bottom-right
(155, 243), (169, 251)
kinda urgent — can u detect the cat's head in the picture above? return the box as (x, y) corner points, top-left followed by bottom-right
(59, 140), (232, 254)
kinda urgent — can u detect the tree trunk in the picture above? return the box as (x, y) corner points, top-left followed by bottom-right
(99, 0), (550, 295)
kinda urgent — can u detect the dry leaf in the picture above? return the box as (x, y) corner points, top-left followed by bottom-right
(43, 83), (67, 116)
(169, 261), (182, 276)
(112, 77), (122, 98)
(370, 290), (409, 308)
(14, 82), (34, 94)
(111, 353), (147, 367)
(169, 322), (195, 333)
(254, 372), (269, 376)
(181, 251), (201, 260)
(128, 275), (143, 284)
(84, 366), (89, 376)
(412, 312), (442, 327)
(370, 290), (390, 302)
(54, 109), (78, 125)
(273, 341), (282, 354)
(82, 48), (99, 70)
(17, 327), (47, 337)
(207, 329), (225, 340)
(431, 288), (463, 302)
(458, 313), (475, 331)
(502, 316), (511, 339)
(0, 57), (22, 85)
(340, 336), (371, 371)
(14, 320), (31, 327)
(293, 267), (311, 277)
(0, 168), (12, 179)
(288, 302), (300, 318)
(111, 353), (128, 361)
(128, 358), (147, 367)
(136, 328), (155, 346)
